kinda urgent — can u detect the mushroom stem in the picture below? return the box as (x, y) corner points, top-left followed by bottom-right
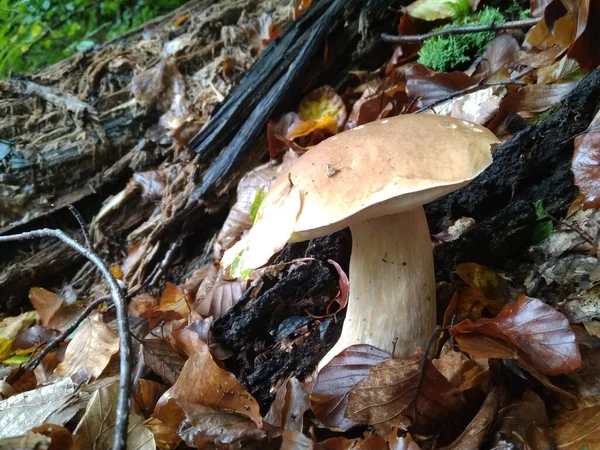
(319, 206), (436, 368)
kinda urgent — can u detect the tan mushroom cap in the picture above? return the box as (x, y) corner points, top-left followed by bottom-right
(223, 114), (500, 272)
(264, 114), (500, 241)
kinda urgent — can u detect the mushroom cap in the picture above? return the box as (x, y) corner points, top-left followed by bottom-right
(223, 114), (500, 271)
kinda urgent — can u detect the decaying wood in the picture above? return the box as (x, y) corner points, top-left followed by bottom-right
(212, 70), (600, 407)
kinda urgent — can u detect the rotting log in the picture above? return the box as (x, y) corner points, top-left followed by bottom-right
(212, 70), (600, 407)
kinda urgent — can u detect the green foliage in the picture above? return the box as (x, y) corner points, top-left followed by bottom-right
(533, 200), (553, 244)
(418, 6), (506, 73)
(0, 0), (187, 78)
(249, 189), (266, 224)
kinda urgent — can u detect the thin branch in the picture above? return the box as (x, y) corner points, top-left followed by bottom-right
(413, 78), (526, 114)
(23, 295), (109, 372)
(381, 17), (541, 43)
(68, 205), (93, 250)
(0, 230), (131, 450)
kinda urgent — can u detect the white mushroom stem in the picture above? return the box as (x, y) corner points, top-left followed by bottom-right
(319, 206), (436, 369)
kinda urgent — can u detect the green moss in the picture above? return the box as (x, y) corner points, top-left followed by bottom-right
(418, 6), (506, 73)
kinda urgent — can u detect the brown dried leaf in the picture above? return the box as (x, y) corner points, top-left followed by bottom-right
(170, 319), (213, 357)
(281, 429), (314, 450)
(177, 406), (265, 447)
(129, 293), (159, 318)
(0, 311), (38, 341)
(345, 87), (395, 131)
(196, 279), (248, 318)
(475, 34), (520, 78)
(144, 417), (181, 450)
(489, 390), (552, 449)
(132, 58), (185, 113)
(167, 340), (262, 426)
(405, 65), (475, 107)
(450, 295), (582, 375)
(31, 424), (74, 450)
(552, 403), (600, 449)
(135, 379), (167, 418)
(142, 338), (185, 385)
(12, 325), (60, 350)
(74, 379), (155, 450)
(156, 282), (191, 319)
(310, 345), (391, 431)
(55, 313), (119, 379)
(346, 354), (463, 431)
(439, 386), (499, 450)
(572, 109), (600, 208)
(496, 82), (576, 122)
(29, 288), (64, 327)
(315, 433), (389, 450)
(46, 302), (87, 331)
(566, 0), (600, 69)
(264, 378), (309, 431)
(455, 263), (510, 302)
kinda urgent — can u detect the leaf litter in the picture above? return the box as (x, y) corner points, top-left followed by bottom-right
(3, 0), (600, 448)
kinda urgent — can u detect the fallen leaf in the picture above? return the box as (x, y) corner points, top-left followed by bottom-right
(572, 108), (600, 208)
(552, 403), (600, 449)
(0, 378), (81, 438)
(294, 0), (312, 18)
(489, 390), (552, 449)
(344, 87), (395, 131)
(155, 282), (191, 319)
(432, 86), (503, 125)
(264, 378), (309, 431)
(0, 433), (50, 448)
(135, 379), (167, 418)
(405, 65), (475, 108)
(475, 34), (520, 78)
(315, 433), (389, 450)
(142, 338), (185, 385)
(144, 417), (181, 450)
(566, 0), (600, 69)
(177, 406), (265, 447)
(455, 263), (510, 301)
(299, 85), (347, 131)
(29, 288), (64, 327)
(347, 353), (463, 432)
(450, 296), (582, 375)
(406, 0), (468, 21)
(439, 386), (499, 450)
(74, 379), (155, 449)
(55, 312), (119, 379)
(0, 311), (38, 340)
(129, 293), (159, 318)
(46, 302), (87, 331)
(310, 345), (391, 431)
(196, 279), (248, 318)
(166, 340), (262, 426)
(31, 424), (74, 450)
(281, 429), (314, 450)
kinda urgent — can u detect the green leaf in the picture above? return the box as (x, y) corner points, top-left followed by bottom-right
(533, 220), (553, 244)
(534, 200), (550, 220)
(249, 189), (267, 224)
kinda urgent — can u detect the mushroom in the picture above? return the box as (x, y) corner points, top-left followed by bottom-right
(222, 114), (500, 367)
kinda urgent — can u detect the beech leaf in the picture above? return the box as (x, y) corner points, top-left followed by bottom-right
(572, 109), (600, 208)
(281, 429), (314, 450)
(552, 403), (600, 449)
(142, 338), (185, 385)
(450, 295), (582, 375)
(29, 288), (64, 327)
(74, 379), (155, 450)
(55, 313), (119, 379)
(310, 345), (391, 431)
(346, 353), (463, 431)
(264, 378), (309, 432)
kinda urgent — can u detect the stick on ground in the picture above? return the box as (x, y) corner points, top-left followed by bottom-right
(0, 230), (132, 450)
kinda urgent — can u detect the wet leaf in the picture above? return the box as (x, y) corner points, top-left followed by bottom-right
(29, 288), (64, 327)
(281, 429), (314, 450)
(566, 0), (600, 69)
(450, 295), (582, 375)
(177, 406), (265, 447)
(264, 378), (309, 431)
(166, 340), (262, 426)
(144, 417), (181, 450)
(55, 312), (119, 379)
(489, 390), (552, 449)
(142, 338), (185, 385)
(495, 82), (576, 120)
(74, 379), (155, 449)
(552, 403), (600, 449)
(310, 345), (391, 431)
(439, 386), (499, 450)
(346, 353), (463, 431)
(572, 109), (600, 208)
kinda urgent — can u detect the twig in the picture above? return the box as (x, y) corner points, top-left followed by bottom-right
(413, 78), (526, 114)
(23, 295), (109, 372)
(68, 205), (93, 250)
(0, 230), (131, 450)
(381, 17), (541, 43)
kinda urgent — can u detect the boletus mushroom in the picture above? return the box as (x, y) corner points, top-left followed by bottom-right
(222, 114), (500, 368)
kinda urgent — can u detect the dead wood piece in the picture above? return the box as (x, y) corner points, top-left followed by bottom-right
(212, 230), (351, 407)
(426, 69), (600, 277)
